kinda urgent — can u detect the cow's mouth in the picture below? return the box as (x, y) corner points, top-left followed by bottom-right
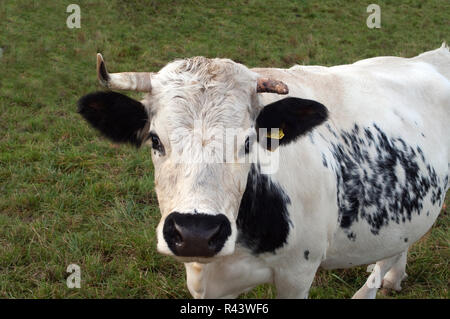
(172, 255), (223, 264)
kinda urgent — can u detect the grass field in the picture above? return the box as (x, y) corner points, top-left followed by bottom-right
(0, 0), (449, 298)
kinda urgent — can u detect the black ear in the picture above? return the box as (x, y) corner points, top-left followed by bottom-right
(77, 91), (149, 147)
(256, 97), (328, 150)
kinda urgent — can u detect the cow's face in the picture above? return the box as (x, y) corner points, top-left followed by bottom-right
(78, 55), (328, 263)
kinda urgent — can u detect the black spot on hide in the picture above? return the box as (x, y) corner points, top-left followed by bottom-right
(237, 164), (292, 254)
(329, 123), (443, 240)
(304, 250), (310, 260)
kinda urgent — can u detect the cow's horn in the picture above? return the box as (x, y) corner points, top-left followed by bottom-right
(256, 78), (289, 94)
(96, 53), (153, 92)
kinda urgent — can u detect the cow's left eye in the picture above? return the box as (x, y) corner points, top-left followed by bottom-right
(244, 136), (250, 154)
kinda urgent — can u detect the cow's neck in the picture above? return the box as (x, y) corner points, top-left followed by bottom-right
(236, 163), (293, 255)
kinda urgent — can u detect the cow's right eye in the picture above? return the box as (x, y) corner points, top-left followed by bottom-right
(149, 132), (165, 154)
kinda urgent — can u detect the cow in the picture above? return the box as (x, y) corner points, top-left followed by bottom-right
(78, 44), (450, 299)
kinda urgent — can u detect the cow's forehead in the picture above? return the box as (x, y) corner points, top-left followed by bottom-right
(148, 57), (259, 130)
(156, 56), (257, 85)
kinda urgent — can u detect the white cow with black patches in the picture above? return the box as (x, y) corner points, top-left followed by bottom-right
(78, 44), (450, 298)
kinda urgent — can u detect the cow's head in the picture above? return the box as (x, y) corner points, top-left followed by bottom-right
(78, 54), (328, 263)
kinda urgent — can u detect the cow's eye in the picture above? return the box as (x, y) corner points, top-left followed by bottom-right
(151, 135), (160, 148)
(244, 136), (250, 154)
(149, 132), (164, 154)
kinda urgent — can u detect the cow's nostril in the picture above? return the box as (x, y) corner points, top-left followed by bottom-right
(208, 223), (225, 249)
(163, 212), (232, 258)
(173, 222), (184, 245)
(173, 230), (184, 248)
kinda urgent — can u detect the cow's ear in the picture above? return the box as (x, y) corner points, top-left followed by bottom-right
(256, 97), (328, 150)
(77, 91), (149, 147)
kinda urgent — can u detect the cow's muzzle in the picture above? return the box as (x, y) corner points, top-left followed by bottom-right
(163, 212), (232, 258)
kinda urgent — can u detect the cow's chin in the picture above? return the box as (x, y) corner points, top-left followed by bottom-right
(172, 255), (223, 264)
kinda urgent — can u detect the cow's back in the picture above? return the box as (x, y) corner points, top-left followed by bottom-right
(254, 45), (450, 169)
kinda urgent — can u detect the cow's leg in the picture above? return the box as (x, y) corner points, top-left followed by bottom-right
(382, 249), (408, 291)
(352, 253), (403, 299)
(185, 252), (273, 299)
(273, 261), (320, 299)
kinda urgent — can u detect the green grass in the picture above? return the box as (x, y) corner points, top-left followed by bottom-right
(0, 0), (449, 298)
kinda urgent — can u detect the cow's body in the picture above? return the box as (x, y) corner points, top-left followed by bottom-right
(79, 45), (449, 298)
(185, 46), (450, 298)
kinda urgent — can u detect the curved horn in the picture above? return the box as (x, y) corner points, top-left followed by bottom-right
(256, 78), (289, 94)
(96, 53), (153, 92)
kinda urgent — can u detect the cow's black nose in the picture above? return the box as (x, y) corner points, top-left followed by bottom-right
(163, 212), (231, 257)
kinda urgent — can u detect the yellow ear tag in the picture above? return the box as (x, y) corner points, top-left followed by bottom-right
(266, 128), (285, 140)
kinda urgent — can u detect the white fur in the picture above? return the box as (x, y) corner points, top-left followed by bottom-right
(140, 47), (449, 298)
